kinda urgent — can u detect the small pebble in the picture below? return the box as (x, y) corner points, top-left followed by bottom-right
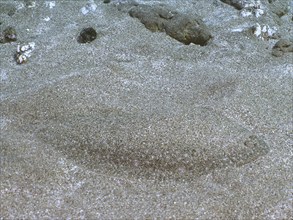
(272, 39), (293, 57)
(0, 27), (17, 43)
(77, 27), (97, 43)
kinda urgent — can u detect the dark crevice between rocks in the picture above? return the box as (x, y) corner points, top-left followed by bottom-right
(220, 0), (245, 10)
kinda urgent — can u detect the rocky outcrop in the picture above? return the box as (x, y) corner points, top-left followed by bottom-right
(128, 4), (212, 46)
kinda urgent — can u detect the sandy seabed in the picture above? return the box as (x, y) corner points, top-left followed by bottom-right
(1, 0), (292, 219)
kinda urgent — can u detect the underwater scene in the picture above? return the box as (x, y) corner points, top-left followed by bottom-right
(1, 0), (292, 219)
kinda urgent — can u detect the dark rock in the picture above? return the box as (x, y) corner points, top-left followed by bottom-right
(0, 27), (17, 43)
(129, 5), (168, 32)
(77, 27), (98, 43)
(272, 39), (293, 57)
(103, 0), (111, 3)
(129, 5), (212, 46)
(220, 0), (245, 10)
(163, 13), (212, 46)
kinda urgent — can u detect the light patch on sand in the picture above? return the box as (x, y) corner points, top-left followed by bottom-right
(45, 1), (56, 9)
(0, 117), (12, 130)
(0, 70), (8, 82)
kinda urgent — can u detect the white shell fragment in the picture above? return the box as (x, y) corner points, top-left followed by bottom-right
(240, 0), (265, 18)
(15, 54), (28, 64)
(253, 23), (277, 40)
(254, 23), (262, 37)
(240, 10), (253, 17)
(43, 16), (51, 21)
(15, 2), (25, 10)
(45, 1), (56, 9)
(81, 0), (97, 15)
(27, 1), (36, 8)
(15, 42), (36, 64)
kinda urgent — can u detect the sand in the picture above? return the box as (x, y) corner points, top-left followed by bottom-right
(1, 0), (292, 219)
